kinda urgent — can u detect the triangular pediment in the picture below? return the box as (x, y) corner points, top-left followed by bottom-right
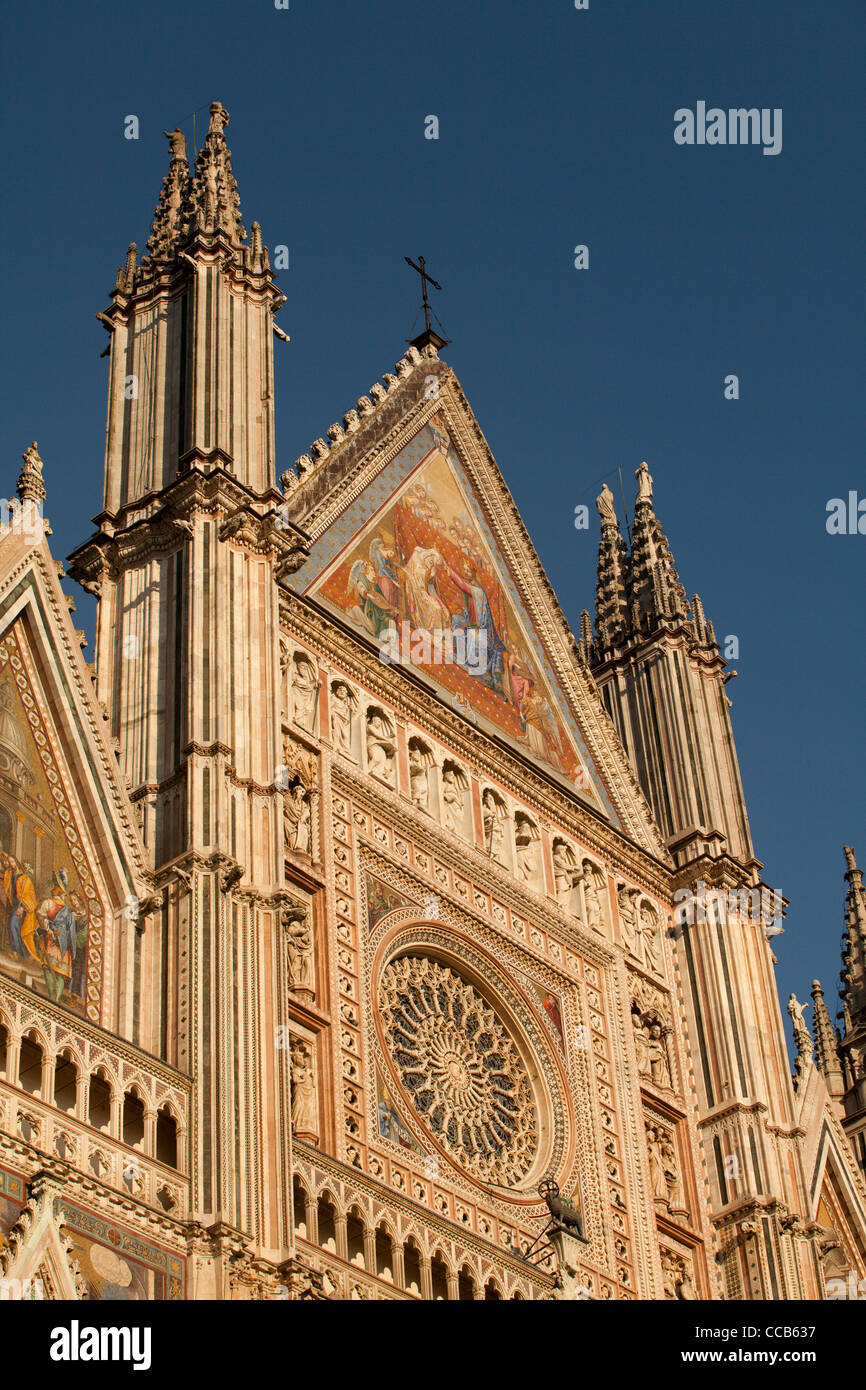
(284, 372), (664, 849)
(0, 531), (149, 1028)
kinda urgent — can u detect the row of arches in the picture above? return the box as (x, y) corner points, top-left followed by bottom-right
(0, 1021), (180, 1170)
(293, 1179), (523, 1300)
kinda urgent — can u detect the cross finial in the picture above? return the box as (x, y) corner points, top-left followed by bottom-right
(405, 255), (450, 351)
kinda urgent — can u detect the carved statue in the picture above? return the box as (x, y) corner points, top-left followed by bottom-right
(291, 656), (319, 731)
(618, 886), (639, 956)
(596, 483), (617, 526)
(408, 744), (431, 811)
(632, 1008), (651, 1078)
(441, 767), (466, 834)
(482, 790), (506, 863)
(366, 711), (396, 784)
(648, 1023), (671, 1089)
(290, 1042), (317, 1135)
(646, 1125), (669, 1203)
(582, 861), (603, 931)
(538, 1179), (585, 1240)
(640, 900), (662, 974)
(163, 128), (187, 161)
(514, 816), (539, 882)
(635, 461), (653, 504)
(331, 682), (356, 754)
(662, 1133), (687, 1214)
(552, 843), (581, 910)
(284, 782), (312, 855)
(284, 907), (314, 992)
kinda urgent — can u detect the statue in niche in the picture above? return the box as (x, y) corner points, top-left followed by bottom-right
(646, 1125), (670, 1204)
(662, 1132), (687, 1215)
(290, 1042), (317, 1135)
(632, 1008), (651, 1078)
(366, 711), (396, 784)
(291, 655), (319, 732)
(552, 842), (581, 910)
(284, 781), (312, 855)
(482, 790), (506, 863)
(331, 682), (356, 755)
(408, 743), (433, 811)
(648, 1022), (672, 1089)
(514, 816), (540, 882)
(639, 900), (663, 974)
(284, 906), (314, 992)
(441, 766), (467, 835)
(582, 861), (604, 931)
(618, 885), (639, 956)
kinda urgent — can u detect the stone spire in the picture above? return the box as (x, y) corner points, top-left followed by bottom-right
(189, 101), (245, 245)
(17, 442), (45, 503)
(811, 979), (844, 1100)
(626, 462), (688, 632)
(593, 484), (628, 650)
(145, 128), (192, 262)
(839, 846), (866, 1036)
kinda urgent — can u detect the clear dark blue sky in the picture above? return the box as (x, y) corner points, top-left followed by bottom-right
(1, 1), (863, 1032)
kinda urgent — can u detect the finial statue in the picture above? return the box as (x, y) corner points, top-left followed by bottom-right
(635, 461), (653, 503)
(208, 101), (230, 136)
(844, 845), (857, 873)
(596, 483), (617, 527)
(17, 441), (46, 504)
(163, 128), (187, 161)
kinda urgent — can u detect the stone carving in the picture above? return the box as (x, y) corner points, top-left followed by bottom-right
(378, 955), (537, 1184)
(281, 739), (318, 859)
(638, 899), (663, 974)
(290, 1041), (318, 1138)
(582, 860), (605, 932)
(552, 841), (581, 910)
(408, 740), (434, 811)
(661, 1248), (696, 1300)
(482, 789), (507, 864)
(788, 992), (814, 1088)
(596, 483), (617, 527)
(330, 681), (356, 755)
(291, 655), (320, 732)
(618, 885), (640, 956)
(646, 1121), (688, 1216)
(163, 127), (187, 161)
(284, 783), (312, 855)
(284, 905), (314, 993)
(632, 1002), (674, 1090)
(514, 814), (540, 883)
(366, 709), (396, 784)
(441, 763), (468, 835)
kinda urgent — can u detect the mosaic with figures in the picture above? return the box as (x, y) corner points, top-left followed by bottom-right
(0, 627), (103, 1021)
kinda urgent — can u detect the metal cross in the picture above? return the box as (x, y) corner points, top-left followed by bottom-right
(405, 255), (443, 335)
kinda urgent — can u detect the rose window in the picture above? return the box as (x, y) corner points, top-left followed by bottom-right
(378, 954), (537, 1185)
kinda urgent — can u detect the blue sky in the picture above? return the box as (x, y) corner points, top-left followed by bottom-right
(1, 0), (863, 1036)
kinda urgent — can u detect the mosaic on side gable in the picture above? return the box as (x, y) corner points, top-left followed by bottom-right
(299, 426), (613, 816)
(0, 627), (104, 1021)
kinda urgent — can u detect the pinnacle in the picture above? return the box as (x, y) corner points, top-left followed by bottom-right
(17, 441), (46, 503)
(188, 100), (246, 245)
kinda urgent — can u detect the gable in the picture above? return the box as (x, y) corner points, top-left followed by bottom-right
(0, 536), (149, 1029)
(287, 419), (618, 822)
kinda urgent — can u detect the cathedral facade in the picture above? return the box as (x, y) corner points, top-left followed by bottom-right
(0, 102), (864, 1302)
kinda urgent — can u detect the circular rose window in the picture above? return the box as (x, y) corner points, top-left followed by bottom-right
(378, 954), (538, 1185)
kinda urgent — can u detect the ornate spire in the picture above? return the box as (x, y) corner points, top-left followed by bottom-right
(811, 980), (844, 1099)
(627, 462), (688, 631)
(17, 442), (45, 504)
(145, 130), (191, 263)
(839, 846), (866, 1034)
(593, 485), (629, 651)
(189, 101), (245, 245)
